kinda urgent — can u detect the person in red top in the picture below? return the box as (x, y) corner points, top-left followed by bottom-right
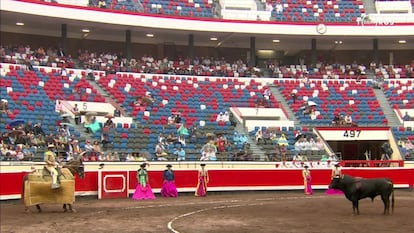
(216, 135), (226, 153)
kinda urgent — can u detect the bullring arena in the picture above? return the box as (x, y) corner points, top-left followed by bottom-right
(1, 162), (414, 233)
(1, 187), (414, 233)
(1, 0), (414, 232)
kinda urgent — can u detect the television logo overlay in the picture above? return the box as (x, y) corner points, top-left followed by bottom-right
(357, 14), (395, 31)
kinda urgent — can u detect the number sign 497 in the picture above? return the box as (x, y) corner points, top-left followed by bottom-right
(343, 130), (361, 138)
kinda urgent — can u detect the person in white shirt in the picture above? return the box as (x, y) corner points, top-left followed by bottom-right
(216, 112), (225, 122)
(275, 2), (284, 14)
(344, 113), (352, 125)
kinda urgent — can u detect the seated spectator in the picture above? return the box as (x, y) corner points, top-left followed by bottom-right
(93, 140), (102, 154)
(24, 121), (34, 134)
(200, 142), (217, 161)
(1, 99), (8, 113)
(167, 114), (175, 125)
(174, 114), (182, 124)
(158, 133), (167, 145)
(332, 113), (343, 126)
(125, 153), (136, 162)
(215, 135), (227, 153)
(344, 113), (353, 125)
(223, 112), (230, 122)
(112, 152), (120, 161)
(216, 112), (225, 122)
(98, 0), (106, 8)
(406, 139), (414, 150)
(174, 146), (186, 161)
(255, 129), (264, 144)
(294, 137), (307, 153)
(315, 138), (324, 151)
(290, 91), (297, 103)
(275, 1), (284, 14)
(166, 133), (181, 148)
(104, 118), (115, 128)
(33, 123), (46, 136)
(84, 140), (93, 152)
(155, 142), (168, 161)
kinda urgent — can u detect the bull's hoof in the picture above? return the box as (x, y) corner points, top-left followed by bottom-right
(70, 209), (77, 213)
(25, 208), (31, 213)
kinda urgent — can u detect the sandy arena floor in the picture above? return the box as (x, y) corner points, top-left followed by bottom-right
(1, 190), (413, 233)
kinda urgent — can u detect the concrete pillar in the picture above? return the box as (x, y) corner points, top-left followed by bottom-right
(373, 38), (379, 65)
(188, 34), (194, 63)
(250, 37), (256, 67)
(61, 24), (67, 55)
(125, 30), (132, 60)
(311, 38), (317, 67)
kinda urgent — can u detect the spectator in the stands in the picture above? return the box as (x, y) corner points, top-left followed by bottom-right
(155, 141), (168, 161)
(174, 114), (182, 124)
(255, 129), (264, 144)
(174, 146), (186, 161)
(332, 113), (344, 126)
(98, 0), (106, 8)
(403, 112), (411, 121)
(84, 139), (93, 152)
(23, 121), (34, 134)
(275, 1), (284, 14)
(200, 141), (217, 161)
(344, 113), (353, 126)
(33, 123), (45, 136)
(56, 100), (63, 114)
(216, 112), (225, 122)
(167, 114), (175, 125)
(290, 90), (297, 103)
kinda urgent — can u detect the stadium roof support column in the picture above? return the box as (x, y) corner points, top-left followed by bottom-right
(61, 24), (67, 55)
(372, 38), (379, 65)
(250, 36), (256, 67)
(125, 30), (132, 60)
(188, 34), (194, 64)
(311, 38), (317, 68)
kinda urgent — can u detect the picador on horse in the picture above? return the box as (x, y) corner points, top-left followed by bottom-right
(44, 143), (63, 189)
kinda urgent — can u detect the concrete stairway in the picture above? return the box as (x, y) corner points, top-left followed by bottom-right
(87, 77), (131, 117)
(372, 88), (401, 127)
(268, 85), (300, 125)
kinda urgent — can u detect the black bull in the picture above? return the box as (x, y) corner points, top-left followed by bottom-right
(329, 174), (394, 215)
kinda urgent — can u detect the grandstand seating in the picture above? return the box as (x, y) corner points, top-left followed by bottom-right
(0, 64), (105, 134)
(382, 79), (414, 109)
(96, 73), (284, 154)
(1, 62), (413, 162)
(392, 126), (414, 161)
(274, 78), (387, 126)
(270, 0), (365, 22)
(48, 0), (368, 22)
(103, 0), (215, 18)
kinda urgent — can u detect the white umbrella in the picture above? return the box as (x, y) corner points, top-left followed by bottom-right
(307, 101), (317, 106)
